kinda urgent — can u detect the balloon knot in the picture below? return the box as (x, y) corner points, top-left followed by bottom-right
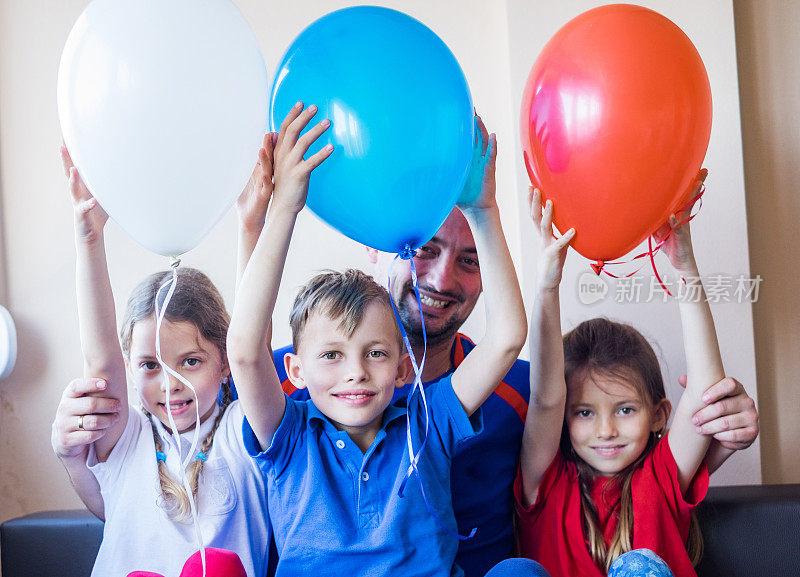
(399, 244), (417, 260)
(169, 256), (181, 269)
(591, 261), (605, 276)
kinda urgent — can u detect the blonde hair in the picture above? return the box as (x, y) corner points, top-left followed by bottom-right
(289, 269), (403, 352)
(561, 318), (703, 570)
(120, 268), (231, 521)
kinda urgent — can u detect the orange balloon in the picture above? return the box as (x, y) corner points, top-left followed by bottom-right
(520, 4), (712, 264)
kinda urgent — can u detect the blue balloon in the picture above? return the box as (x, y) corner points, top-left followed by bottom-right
(271, 6), (474, 253)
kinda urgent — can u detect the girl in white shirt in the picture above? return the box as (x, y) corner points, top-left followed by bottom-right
(58, 145), (270, 577)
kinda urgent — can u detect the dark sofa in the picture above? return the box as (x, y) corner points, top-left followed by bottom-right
(2, 484), (798, 576)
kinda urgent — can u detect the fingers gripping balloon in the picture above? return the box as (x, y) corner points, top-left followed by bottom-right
(520, 4), (712, 268)
(270, 6), (474, 253)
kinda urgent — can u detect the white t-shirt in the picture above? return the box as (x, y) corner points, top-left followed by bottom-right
(87, 401), (270, 577)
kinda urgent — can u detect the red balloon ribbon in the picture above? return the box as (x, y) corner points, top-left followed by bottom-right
(591, 185), (705, 297)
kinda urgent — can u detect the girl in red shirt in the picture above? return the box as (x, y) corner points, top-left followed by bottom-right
(517, 177), (720, 577)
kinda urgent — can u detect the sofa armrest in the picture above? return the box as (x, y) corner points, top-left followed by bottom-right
(696, 484), (800, 577)
(1, 510), (103, 577)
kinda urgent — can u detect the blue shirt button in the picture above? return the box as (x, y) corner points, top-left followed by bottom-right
(335, 440), (346, 449)
(361, 472), (369, 482)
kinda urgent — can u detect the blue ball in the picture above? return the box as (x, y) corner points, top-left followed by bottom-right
(271, 6), (474, 253)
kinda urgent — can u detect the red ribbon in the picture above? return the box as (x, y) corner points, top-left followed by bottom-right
(591, 185), (705, 297)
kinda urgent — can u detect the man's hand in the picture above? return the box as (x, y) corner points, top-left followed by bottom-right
(457, 113), (497, 213)
(52, 378), (121, 460)
(681, 375), (759, 450)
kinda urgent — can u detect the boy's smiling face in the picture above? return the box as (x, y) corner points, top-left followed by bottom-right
(285, 301), (411, 451)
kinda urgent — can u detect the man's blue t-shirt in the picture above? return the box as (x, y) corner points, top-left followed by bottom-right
(271, 334), (530, 577)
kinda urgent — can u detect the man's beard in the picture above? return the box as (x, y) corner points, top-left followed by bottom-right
(395, 288), (465, 349)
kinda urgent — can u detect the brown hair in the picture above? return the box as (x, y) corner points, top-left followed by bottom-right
(289, 269), (402, 352)
(120, 267), (231, 522)
(560, 317), (703, 570)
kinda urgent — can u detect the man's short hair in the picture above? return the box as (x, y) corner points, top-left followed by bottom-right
(290, 269), (403, 352)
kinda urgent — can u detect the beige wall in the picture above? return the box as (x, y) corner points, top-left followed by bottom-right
(0, 0), (797, 531)
(733, 0), (800, 484)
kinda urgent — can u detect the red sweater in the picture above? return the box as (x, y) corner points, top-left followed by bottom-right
(515, 436), (708, 577)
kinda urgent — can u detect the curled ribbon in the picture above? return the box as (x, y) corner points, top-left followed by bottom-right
(388, 244), (476, 541)
(592, 184), (705, 296)
(154, 260), (207, 575)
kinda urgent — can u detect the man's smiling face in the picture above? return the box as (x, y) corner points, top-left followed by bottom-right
(371, 208), (482, 347)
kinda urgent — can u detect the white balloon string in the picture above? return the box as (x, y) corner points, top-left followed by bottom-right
(154, 262), (206, 575)
(388, 246), (476, 540)
(386, 247), (430, 494)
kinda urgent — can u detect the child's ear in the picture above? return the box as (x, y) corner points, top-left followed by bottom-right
(284, 352), (307, 390)
(395, 353), (413, 388)
(652, 398), (672, 433)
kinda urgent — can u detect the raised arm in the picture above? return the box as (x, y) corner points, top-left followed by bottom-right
(450, 115), (527, 415)
(658, 171), (726, 493)
(227, 103), (332, 450)
(61, 145), (128, 463)
(519, 190), (575, 507)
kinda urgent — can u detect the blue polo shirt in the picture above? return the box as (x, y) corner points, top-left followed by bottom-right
(243, 376), (482, 577)
(273, 334), (530, 577)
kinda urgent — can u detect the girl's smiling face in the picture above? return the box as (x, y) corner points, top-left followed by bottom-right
(565, 369), (670, 476)
(127, 317), (227, 433)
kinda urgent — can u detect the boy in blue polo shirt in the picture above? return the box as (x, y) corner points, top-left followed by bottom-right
(228, 103), (526, 577)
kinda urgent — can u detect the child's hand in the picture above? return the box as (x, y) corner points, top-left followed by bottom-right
(652, 169), (707, 275)
(529, 188), (575, 290)
(51, 378), (121, 460)
(237, 132), (276, 233)
(457, 113), (497, 215)
(61, 144), (108, 244)
(271, 102), (333, 215)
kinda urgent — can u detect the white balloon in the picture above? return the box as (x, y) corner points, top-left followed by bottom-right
(58, 0), (268, 256)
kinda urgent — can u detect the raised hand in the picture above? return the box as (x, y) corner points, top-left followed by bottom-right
(458, 113), (497, 213)
(652, 169), (707, 274)
(271, 102), (333, 215)
(528, 188), (575, 290)
(237, 131), (276, 233)
(51, 378), (121, 460)
(60, 144), (108, 244)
